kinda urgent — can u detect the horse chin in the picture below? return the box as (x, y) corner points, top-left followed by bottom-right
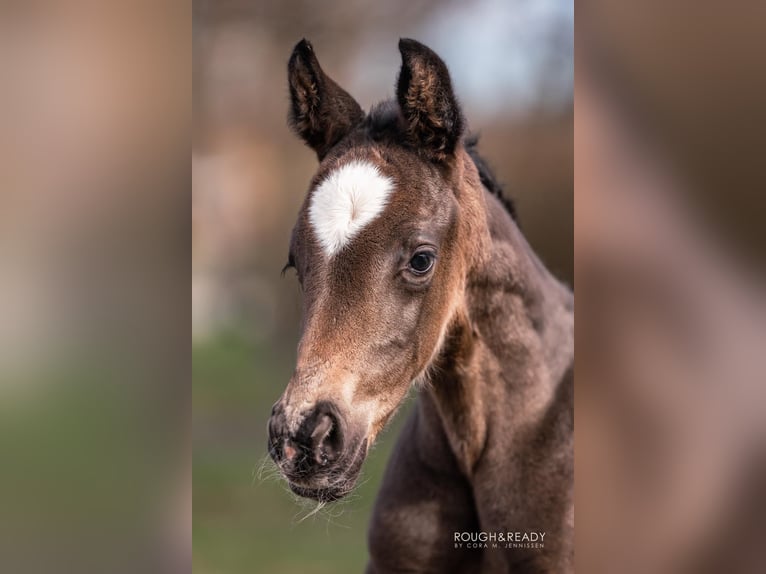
(286, 463), (361, 502)
(286, 437), (368, 502)
(287, 481), (353, 502)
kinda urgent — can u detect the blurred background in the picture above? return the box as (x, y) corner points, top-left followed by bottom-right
(0, 2), (189, 573)
(0, 1), (762, 574)
(192, 0), (573, 572)
(576, 2), (766, 573)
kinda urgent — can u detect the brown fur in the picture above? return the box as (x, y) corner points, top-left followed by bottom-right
(268, 39), (574, 572)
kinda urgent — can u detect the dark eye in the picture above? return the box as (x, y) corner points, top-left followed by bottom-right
(408, 251), (435, 275)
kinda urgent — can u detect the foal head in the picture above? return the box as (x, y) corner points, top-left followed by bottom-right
(268, 39), (489, 501)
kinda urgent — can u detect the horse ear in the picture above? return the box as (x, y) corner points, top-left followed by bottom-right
(396, 38), (464, 162)
(288, 39), (364, 160)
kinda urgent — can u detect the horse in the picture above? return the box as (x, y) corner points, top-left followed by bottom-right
(267, 38), (574, 573)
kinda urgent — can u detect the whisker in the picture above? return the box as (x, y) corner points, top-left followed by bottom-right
(296, 500), (327, 523)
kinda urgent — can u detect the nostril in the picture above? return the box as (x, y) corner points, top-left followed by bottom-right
(287, 403), (345, 470)
(310, 414), (333, 444)
(267, 406), (292, 466)
(310, 414), (333, 466)
(311, 412), (343, 465)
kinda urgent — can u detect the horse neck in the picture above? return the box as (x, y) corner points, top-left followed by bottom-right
(424, 189), (574, 477)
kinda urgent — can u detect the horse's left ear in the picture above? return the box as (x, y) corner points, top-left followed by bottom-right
(397, 38), (465, 162)
(288, 39), (364, 161)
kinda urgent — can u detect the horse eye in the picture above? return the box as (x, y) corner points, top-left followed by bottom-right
(408, 251), (435, 275)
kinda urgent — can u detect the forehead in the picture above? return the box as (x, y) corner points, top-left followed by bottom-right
(299, 147), (449, 258)
(308, 159), (394, 257)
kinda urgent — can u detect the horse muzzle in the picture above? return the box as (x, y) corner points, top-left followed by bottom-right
(267, 399), (367, 501)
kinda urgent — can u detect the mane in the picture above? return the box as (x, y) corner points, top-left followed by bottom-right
(363, 102), (517, 221)
(464, 134), (517, 221)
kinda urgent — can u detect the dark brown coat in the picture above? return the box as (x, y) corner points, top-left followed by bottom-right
(268, 38), (573, 573)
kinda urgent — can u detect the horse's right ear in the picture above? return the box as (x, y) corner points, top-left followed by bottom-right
(288, 39), (364, 161)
